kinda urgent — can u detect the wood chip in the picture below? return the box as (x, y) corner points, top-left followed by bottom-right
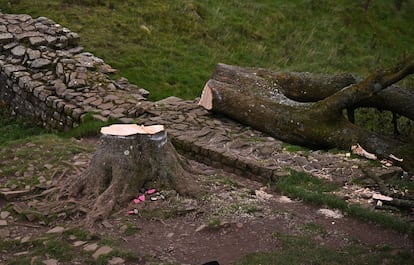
(372, 193), (393, 202)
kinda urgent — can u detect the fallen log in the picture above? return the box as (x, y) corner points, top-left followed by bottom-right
(199, 57), (414, 172)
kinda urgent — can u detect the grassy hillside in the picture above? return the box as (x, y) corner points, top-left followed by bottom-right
(1, 0), (413, 100)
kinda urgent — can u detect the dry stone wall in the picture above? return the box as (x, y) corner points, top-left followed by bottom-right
(1, 13), (407, 187)
(0, 13), (149, 130)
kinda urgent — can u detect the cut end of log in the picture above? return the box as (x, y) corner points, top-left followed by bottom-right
(198, 81), (213, 110)
(100, 124), (165, 136)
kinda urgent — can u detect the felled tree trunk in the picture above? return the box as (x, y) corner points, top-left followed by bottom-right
(69, 124), (200, 226)
(199, 57), (414, 172)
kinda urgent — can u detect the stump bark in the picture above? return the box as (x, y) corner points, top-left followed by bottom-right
(199, 57), (414, 172)
(70, 124), (200, 226)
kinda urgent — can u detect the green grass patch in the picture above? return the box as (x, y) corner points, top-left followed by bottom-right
(274, 170), (414, 237)
(59, 112), (126, 139)
(0, 104), (46, 146)
(235, 233), (414, 265)
(0, 134), (93, 189)
(210, 174), (241, 188)
(120, 221), (140, 236)
(282, 143), (311, 153)
(1, 234), (94, 265)
(63, 227), (90, 241)
(1, 231), (137, 265)
(207, 217), (222, 229)
(302, 222), (327, 235)
(1, 0), (413, 101)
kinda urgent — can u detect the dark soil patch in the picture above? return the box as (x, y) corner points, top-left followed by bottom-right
(1, 136), (413, 265)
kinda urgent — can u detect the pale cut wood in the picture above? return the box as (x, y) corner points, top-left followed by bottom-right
(100, 124), (165, 136)
(198, 82), (213, 110)
(70, 123), (200, 226)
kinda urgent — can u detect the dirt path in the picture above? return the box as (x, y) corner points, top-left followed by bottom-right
(1, 136), (414, 265)
(3, 163), (412, 265)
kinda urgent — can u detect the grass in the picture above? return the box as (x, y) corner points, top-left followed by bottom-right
(0, 104), (46, 146)
(235, 232), (414, 265)
(120, 221), (140, 236)
(59, 112), (122, 139)
(207, 217), (222, 229)
(282, 143), (311, 153)
(0, 0), (413, 101)
(0, 229), (136, 265)
(210, 173), (240, 188)
(0, 234), (94, 265)
(0, 133), (93, 190)
(0, 2), (414, 263)
(273, 170), (414, 237)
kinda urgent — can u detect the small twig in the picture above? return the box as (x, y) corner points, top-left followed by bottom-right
(57, 169), (68, 181)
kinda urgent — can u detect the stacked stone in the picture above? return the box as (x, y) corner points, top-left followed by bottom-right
(0, 13), (149, 130)
(137, 97), (402, 184)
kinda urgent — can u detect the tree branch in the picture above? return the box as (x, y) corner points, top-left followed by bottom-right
(319, 56), (414, 112)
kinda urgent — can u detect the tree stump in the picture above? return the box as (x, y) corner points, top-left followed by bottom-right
(70, 124), (200, 226)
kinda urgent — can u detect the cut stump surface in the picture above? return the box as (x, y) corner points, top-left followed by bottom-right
(69, 124), (200, 226)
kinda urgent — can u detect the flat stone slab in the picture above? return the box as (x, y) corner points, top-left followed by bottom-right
(135, 97), (403, 186)
(92, 245), (113, 260)
(46, 226), (65, 234)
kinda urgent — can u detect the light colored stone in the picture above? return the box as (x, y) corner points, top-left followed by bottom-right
(317, 208), (343, 219)
(0, 32), (13, 43)
(0, 220), (7, 226)
(21, 235), (31, 243)
(26, 48), (41, 60)
(0, 211), (10, 219)
(11, 45), (26, 57)
(0, 228), (10, 238)
(46, 226), (65, 234)
(108, 257), (125, 265)
(92, 245), (113, 260)
(42, 259), (58, 265)
(276, 195), (293, 203)
(73, 240), (87, 247)
(29, 36), (46, 46)
(31, 58), (51, 69)
(255, 188), (273, 201)
(83, 242), (98, 251)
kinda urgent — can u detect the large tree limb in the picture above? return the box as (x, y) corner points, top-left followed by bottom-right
(206, 63), (414, 120)
(319, 56), (414, 112)
(199, 58), (414, 172)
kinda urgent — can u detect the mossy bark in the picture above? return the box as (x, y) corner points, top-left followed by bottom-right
(200, 58), (414, 172)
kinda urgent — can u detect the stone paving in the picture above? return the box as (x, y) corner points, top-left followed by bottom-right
(0, 13), (148, 130)
(138, 96), (404, 185)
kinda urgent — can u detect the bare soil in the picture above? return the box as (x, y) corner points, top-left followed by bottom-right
(1, 137), (413, 265)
